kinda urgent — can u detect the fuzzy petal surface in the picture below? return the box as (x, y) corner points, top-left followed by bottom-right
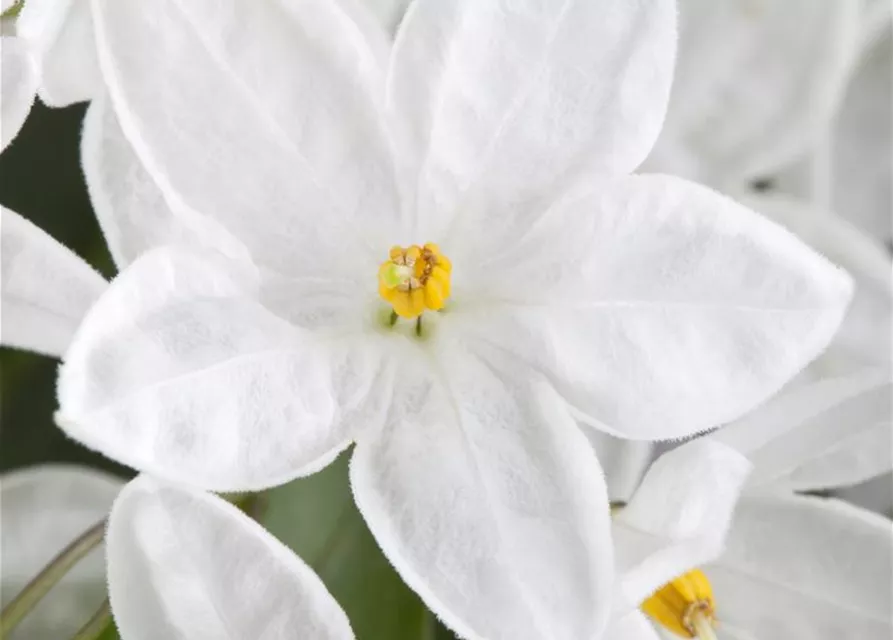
(57, 247), (388, 491)
(455, 174), (852, 439)
(0, 37), (38, 151)
(17, 0), (100, 106)
(106, 475), (354, 640)
(90, 0), (400, 278)
(388, 0), (676, 239)
(81, 95), (251, 269)
(350, 343), (613, 640)
(1, 206), (107, 357)
(613, 439), (751, 609)
(741, 193), (891, 370)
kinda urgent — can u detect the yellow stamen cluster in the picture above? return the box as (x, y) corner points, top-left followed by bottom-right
(378, 243), (452, 319)
(641, 569), (717, 639)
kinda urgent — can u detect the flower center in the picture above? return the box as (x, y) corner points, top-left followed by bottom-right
(378, 243), (452, 319)
(641, 569), (718, 639)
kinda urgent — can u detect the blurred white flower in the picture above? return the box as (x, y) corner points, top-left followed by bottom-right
(50, 1), (856, 637)
(0, 0), (100, 151)
(105, 475), (354, 640)
(608, 373), (893, 640)
(717, 369), (892, 513)
(645, 0), (861, 191)
(1, 464), (122, 640)
(779, 19), (892, 246)
(640, 0), (893, 517)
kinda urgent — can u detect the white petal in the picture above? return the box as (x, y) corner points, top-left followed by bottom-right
(586, 431), (654, 504)
(81, 95), (252, 269)
(830, 29), (892, 244)
(91, 0), (400, 277)
(740, 193), (891, 370)
(14, 0), (74, 53)
(388, 0), (676, 238)
(107, 475), (354, 640)
(57, 246), (388, 491)
(0, 37), (38, 151)
(351, 344), (613, 640)
(457, 174), (852, 439)
(706, 492), (893, 640)
(361, 0), (411, 36)
(1, 464), (122, 640)
(17, 0), (100, 106)
(602, 612), (661, 640)
(646, 0), (860, 187)
(1, 206), (107, 358)
(613, 440), (751, 609)
(715, 370), (892, 492)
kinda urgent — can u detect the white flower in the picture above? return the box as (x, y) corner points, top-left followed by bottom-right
(608, 373), (893, 640)
(0, 0), (101, 152)
(639, 0), (892, 515)
(53, 0), (853, 637)
(779, 18), (892, 246)
(644, 0), (861, 191)
(106, 475), (354, 640)
(0, 464), (122, 640)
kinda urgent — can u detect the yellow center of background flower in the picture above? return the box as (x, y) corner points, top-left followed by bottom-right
(641, 569), (717, 639)
(378, 243), (452, 319)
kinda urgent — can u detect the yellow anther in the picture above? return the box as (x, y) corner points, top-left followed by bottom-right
(641, 569), (717, 639)
(378, 244), (452, 319)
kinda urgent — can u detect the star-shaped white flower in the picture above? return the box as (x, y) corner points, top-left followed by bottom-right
(604, 372), (893, 640)
(53, 0), (852, 637)
(0, 0), (101, 152)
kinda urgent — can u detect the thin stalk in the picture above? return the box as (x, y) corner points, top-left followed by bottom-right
(692, 611), (719, 640)
(0, 519), (106, 636)
(70, 599), (112, 640)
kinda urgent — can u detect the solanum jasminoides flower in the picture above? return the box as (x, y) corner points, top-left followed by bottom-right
(603, 373), (893, 640)
(54, 0), (852, 637)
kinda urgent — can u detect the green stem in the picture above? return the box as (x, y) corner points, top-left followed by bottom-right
(70, 599), (112, 640)
(0, 0), (23, 19)
(0, 519), (106, 636)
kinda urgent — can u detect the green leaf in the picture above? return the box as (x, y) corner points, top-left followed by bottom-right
(93, 618), (121, 640)
(262, 450), (436, 640)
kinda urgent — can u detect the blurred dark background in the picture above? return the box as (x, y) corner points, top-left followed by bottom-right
(0, 102), (130, 479)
